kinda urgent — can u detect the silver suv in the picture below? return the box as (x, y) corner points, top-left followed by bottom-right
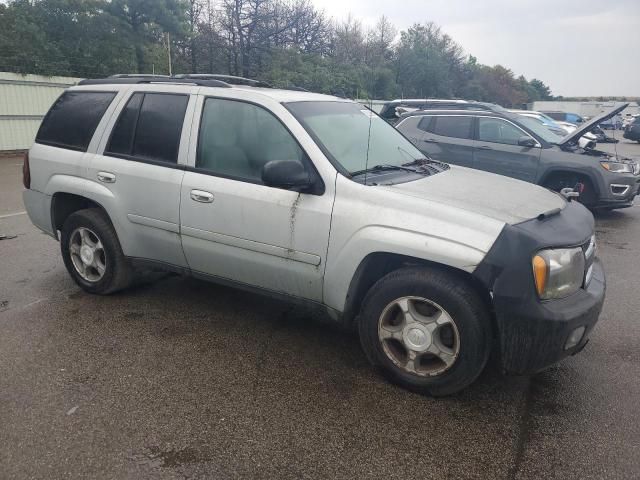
(23, 76), (605, 395)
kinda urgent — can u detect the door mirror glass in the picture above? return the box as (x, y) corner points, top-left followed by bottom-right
(518, 136), (537, 148)
(262, 160), (312, 191)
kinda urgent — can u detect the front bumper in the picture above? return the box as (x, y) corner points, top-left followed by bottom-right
(473, 201), (606, 375)
(595, 175), (640, 209)
(495, 259), (605, 374)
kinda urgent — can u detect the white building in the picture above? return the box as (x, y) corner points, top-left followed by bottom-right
(0, 72), (81, 152)
(531, 100), (639, 119)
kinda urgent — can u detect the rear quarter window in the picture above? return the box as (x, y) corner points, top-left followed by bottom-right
(36, 91), (116, 151)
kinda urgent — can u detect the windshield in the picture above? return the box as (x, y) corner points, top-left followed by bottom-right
(515, 115), (564, 144)
(286, 101), (425, 175)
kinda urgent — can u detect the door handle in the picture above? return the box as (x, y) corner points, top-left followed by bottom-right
(97, 171), (116, 183)
(478, 145), (493, 150)
(190, 190), (214, 203)
(423, 138), (436, 143)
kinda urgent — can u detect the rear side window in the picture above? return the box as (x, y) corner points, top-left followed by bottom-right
(106, 93), (143, 156)
(106, 93), (189, 164)
(432, 116), (473, 139)
(36, 91), (116, 151)
(418, 116), (433, 132)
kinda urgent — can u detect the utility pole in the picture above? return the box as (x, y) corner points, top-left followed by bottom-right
(167, 32), (172, 76)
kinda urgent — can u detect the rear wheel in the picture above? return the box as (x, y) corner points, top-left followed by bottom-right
(358, 266), (492, 396)
(60, 208), (133, 294)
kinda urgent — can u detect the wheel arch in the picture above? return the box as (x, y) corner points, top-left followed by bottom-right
(341, 252), (494, 329)
(50, 192), (113, 240)
(538, 168), (601, 197)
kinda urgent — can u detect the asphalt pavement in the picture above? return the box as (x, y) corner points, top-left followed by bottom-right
(1, 140), (639, 479)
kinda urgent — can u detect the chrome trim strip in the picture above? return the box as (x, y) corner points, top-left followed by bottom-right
(127, 214), (179, 233)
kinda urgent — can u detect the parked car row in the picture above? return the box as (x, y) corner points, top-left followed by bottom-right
(394, 102), (639, 210)
(23, 75), (610, 396)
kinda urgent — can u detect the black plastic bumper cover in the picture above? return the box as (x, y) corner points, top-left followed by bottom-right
(473, 201), (606, 374)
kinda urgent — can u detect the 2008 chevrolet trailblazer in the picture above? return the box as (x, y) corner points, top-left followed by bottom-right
(22, 75), (605, 395)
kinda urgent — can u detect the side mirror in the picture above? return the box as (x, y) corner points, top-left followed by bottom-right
(518, 136), (537, 148)
(262, 160), (312, 191)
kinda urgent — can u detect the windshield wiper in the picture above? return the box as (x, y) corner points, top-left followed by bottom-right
(402, 158), (450, 172)
(351, 164), (427, 177)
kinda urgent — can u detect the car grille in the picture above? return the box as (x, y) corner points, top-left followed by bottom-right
(582, 235), (596, 288)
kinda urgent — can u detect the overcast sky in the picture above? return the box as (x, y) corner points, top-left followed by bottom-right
(312, 0), (640, 97)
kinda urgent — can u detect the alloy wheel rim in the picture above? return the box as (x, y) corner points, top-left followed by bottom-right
(69, 227), (107, 282)
(378, 296), (460, 377)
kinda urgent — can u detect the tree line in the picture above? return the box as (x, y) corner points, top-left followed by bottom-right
(0, 0), (554, 105)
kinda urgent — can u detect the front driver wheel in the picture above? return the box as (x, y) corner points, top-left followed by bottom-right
(358, 266), (492, 396)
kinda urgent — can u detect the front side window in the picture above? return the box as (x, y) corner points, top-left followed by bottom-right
(106, 92), (189, 164)
(478, 118), (528, 146)
(286, 101), (425, 175)
(36, 91), (116, 151)
(197, 98), (304, 182)
(432, 116), (473, 139)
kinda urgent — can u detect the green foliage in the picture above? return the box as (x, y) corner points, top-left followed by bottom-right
(0, 0), (554, 105)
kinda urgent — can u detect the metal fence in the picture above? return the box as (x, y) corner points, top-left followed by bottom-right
(0, 72), (81, 151)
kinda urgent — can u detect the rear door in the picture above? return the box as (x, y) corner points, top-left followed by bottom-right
(473, 116), (541, 182)
(89, 87), (197, 267)
(420, 115), (475, 167)
(179, 95), (334, 302)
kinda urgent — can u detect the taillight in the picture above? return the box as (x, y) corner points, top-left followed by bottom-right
(22, 151), (31, 189)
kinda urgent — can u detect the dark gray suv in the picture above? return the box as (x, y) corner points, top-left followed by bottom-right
(396, 105), (640, 209)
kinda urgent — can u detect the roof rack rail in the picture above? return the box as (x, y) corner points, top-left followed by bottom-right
(78, 76), (232, 88)
(174, 74), (272, 88)
(109, 74), (171, 79)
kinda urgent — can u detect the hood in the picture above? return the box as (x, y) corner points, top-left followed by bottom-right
(558, 103), (628, 146)
(382, 166), (566, 225)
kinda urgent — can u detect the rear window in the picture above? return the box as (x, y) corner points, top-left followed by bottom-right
(36, 91), (116, 151)
(105, 93), (189, 164)
(432, 116), (473, 139)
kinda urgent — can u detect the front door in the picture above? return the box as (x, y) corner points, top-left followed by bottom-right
(179, 96), (334, 302)
(473, 117), (541, 182)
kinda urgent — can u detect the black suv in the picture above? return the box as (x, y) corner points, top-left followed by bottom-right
(379, 99), (501, 124)
(396, 105), (640, 209)
(624, 116), (640, 143)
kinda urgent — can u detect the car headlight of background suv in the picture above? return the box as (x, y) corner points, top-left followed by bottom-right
(600, 160), (636, 174)
(532, 247), (585, 300)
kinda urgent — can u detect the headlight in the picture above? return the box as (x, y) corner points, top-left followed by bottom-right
(532, 247), (585, 300)
(601, 161), (634, 173)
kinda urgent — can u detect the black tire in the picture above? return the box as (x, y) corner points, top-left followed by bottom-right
(358, 266), (492, 396)
(60, 208), (133, 295)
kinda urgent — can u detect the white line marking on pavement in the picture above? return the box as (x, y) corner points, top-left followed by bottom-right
(0, 211), (27, 219)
